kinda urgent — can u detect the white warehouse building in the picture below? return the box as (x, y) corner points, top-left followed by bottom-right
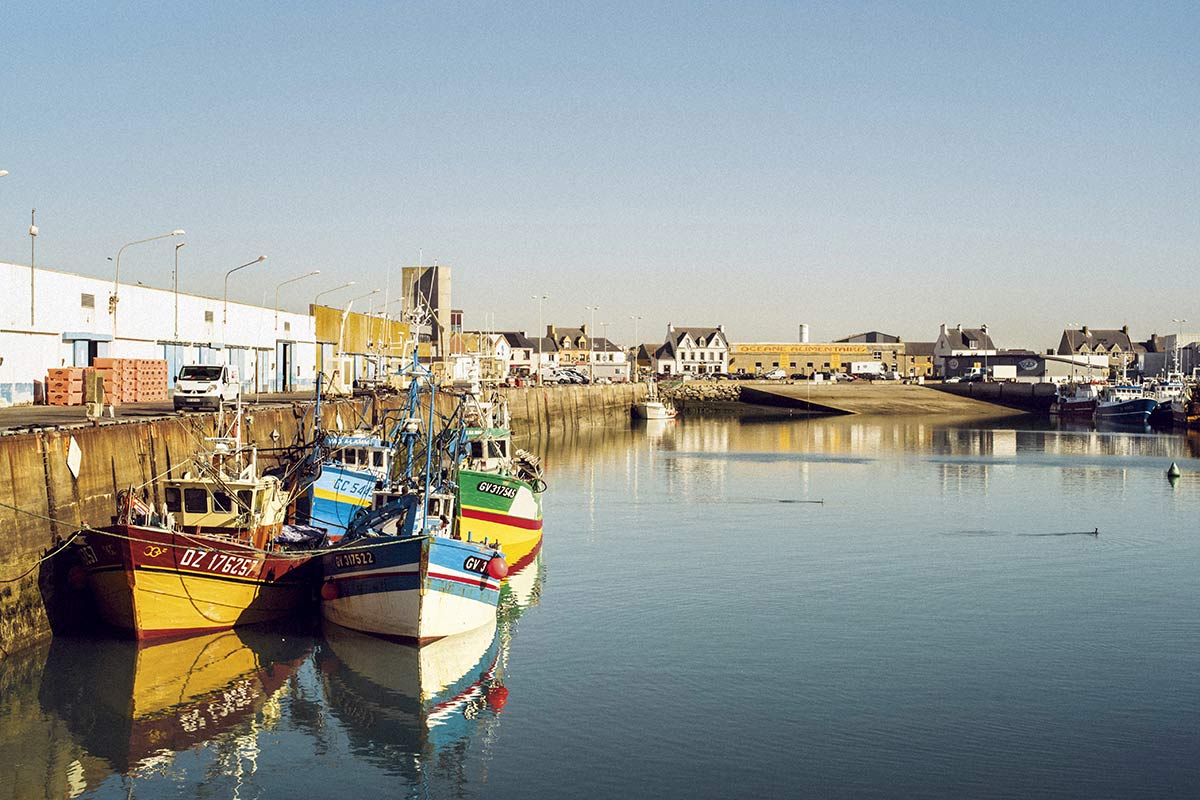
(0, 261), (317, 406)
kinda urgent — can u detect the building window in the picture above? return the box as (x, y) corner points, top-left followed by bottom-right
(284, 321), (291, 333)
(204, 310), (214, 323)
(81, 293), (95, 309)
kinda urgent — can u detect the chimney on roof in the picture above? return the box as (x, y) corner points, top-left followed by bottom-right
(1121, 324), (1129, 335)
(667, 322), (674, 333)
(717, 324), (724, 333)
(956, 323), (962, 332)
(1082, 326), (1090, 335)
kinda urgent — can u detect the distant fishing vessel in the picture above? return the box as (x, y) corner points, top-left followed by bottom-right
(632, 377), (678, 420)
(1093, 384), (1157, 425)
(1050, 381), (1103, 418)
(1170, 383), (1200, 429)
(1145, 375), (1187, 429)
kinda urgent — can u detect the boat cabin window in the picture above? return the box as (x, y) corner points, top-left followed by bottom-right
(213, 492), (234, 513)
(165, 487), (182, 513)
(373, 450), (385, 468)
(238, 490), (254, 512)
(184, 488), (208, 514)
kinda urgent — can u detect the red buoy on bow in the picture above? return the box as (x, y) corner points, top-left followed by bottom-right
(320, 581), (339, 601)
(487, 556), (508, 580)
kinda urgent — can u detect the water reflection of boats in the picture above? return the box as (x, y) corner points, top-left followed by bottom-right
(498, 552), (544, 627)
(38, 627), (311, 775)
(317, 619), (504, 773)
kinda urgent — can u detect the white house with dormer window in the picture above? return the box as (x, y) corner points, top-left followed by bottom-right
(652, 324), (729, 375)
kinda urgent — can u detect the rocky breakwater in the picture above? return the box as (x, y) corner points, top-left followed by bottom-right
(660, 380), (742, 412)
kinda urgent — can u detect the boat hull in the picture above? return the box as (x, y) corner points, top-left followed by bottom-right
(321, 535), (501, 642)
(76, 525), (317, 640)
(632, 401), (677, 419)
(457, 469), (543, 573)
(1094, 397), (1157, 424)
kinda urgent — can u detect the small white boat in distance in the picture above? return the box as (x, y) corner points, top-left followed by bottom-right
(633, 378), (678, 420)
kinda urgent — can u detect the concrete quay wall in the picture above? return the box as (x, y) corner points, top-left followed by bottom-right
(0, 384), (643, 658)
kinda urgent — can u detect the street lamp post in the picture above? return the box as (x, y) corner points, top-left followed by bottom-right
(223, 255), (267, 345)
(532, 294), (547, 384)
(29, 209), (37, 327)
(584, 304), (599, 382)
(275, 270), (321, 331)
(630, 314), (642, 381)
(314, 281), (356, 309)
(112, 229), (186, 336)
(173, 242), (185, 339)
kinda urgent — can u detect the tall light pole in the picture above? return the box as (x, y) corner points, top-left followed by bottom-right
(981, 323), (988, 381)
(630, 314), (642, 381)
(532, 294), (547, 384)
(111, 228), (186, 336)
(1172, 318), (1188, 375)
(223, 255), (267, 345)
(29, 209), (37, 327)
(585, 304), (599, 381)
(314, 281), (356, 309)
(173, 242), (185, 339)
(1066, 322), (1078, 380)
(275, 270), (321, 330)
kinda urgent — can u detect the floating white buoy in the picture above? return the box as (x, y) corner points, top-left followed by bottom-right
(1166, 462), (1181, 479)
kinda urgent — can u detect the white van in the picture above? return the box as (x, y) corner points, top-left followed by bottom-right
(173, 364), (240, 412)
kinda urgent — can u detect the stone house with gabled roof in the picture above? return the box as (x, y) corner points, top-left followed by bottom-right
(653, 323), (729, 376)
(1057, 325), (1136, 377)
(546, 324), (591, 366)
(500, 331), (536, 377)
(933, 323), (997, 377)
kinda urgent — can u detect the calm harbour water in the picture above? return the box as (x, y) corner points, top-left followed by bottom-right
(3, 414), (1199, 799)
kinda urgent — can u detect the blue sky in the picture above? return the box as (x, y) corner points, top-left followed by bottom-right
(2, 2), (1197, 348)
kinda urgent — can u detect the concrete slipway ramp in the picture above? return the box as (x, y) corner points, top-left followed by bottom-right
(739, 382), (1037, 417)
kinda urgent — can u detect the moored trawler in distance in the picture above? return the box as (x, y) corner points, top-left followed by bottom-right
(1093, 384), (1157, 425)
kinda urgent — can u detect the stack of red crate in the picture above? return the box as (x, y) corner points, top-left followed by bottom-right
(135, 359), (169, 402)
(92, 358), (135, 405)
(46, 367), (85, 406)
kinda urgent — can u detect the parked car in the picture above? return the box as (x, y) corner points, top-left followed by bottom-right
(764, 369), (787, 380)
(944, 376), (962, 383)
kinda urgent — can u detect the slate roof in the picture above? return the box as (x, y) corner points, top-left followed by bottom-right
(943, 327), (996, 350)
(904, 341), (936, 357)
(835, 331), (901, 343)
(1057, 327), (1133, 355)
(500, 331), (535, 350)
(670, 326), (726, 347)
